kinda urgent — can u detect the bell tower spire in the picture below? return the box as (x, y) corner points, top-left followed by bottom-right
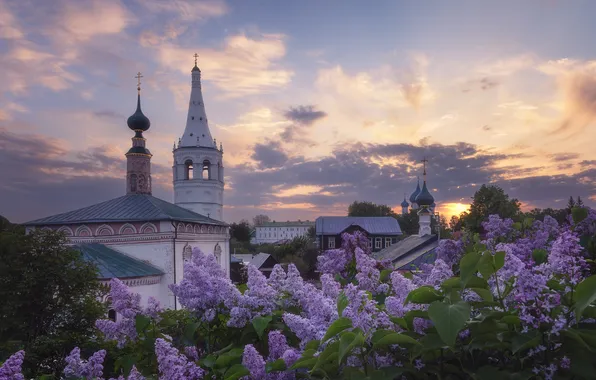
(179, 52), (214, 148)
(125, 72), (152, 195)
(173, 55), (224, 220)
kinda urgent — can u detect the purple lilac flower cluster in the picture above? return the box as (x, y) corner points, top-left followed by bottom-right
(64, 347), (107, 379)
(95, 278), (163, 347)
(0, 350), (25, 380)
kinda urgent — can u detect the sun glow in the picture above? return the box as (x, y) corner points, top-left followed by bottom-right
(440, 202), (470, 219)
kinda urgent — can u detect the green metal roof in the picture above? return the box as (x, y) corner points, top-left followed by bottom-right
(75, 243), (164, 279)
(23, 194), (227, 226)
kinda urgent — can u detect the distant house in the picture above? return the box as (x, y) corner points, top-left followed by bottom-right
(232, 252), (279, 278)
(254, 220), (314, 244)
(373, 234), (439, 271)
(315, 216), (403, 252)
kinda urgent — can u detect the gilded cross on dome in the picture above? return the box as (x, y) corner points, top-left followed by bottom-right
(194, 53), (199, 65)
(421, 157), (428, 178)
(135, 72), (143, 93)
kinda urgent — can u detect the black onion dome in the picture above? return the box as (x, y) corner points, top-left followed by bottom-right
(401, 198), (409, 208)
(127, 146), (152, 155)
(192, 64), (201, 72)
(127, 94), (151, 132)
(409, 181), (421, 203)
(415, 181), (434, 207)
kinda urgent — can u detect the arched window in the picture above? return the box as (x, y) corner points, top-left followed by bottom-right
(202, 160), (211, 179)
(108, 309), (116, 321)
(130, 174), (137, 192)
(184, 160), (194, 180)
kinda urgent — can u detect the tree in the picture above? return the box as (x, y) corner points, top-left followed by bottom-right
(462, 185), (521, 233)
(0, 229), (106, 377)
(0, 215), (25, 235)
(395, 210), (419, 235)
(567, 196), (576, 211)
(307, 225), (316, 239)
(230, 220), (251, 242)
(253, 214), (270, 226)
(577, 196), (584, 207)
(348, 201), (396, 217)
(449, 215), (463, 232)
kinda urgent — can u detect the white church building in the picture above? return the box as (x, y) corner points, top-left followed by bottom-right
(24, 58), (229, 311)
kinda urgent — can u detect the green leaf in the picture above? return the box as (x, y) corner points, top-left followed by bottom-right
(200, 355), (216, 368)
(183, 322), (200, 345)
(532, 249), (548, 264)
(215, 349), (243, 369)
(265, 358), (287, 373)
(372, 332), (421, 349)
(471, 288), (494, 302)
(251, 315), (272, 340)
(511, 331), (540, 354)
(304, 340), (320, 351)
(380, 269), (392, 282)
(321, 317), (352, 342)
(475, 366), (503, 380)
(427, 301), (470, 346)
(477, 252), (496, 279)
(337, 292), (349, 316)
(341, 367), (368, 380)
(404, 286), (443, 305)
(574, 275), (596, 322)
(135, 314), (151, 334)
(501, 315), (521, 326)
(338, 331), (364, 364)
(572, 207), (589, 224)
(441, 277), (462, 289)
(291, 357), (318, 370)
(494, 251), (505, 270)
(224, 364), (250, 380)
(512, 222), (522, 231)
(312, 340), (340, 372)
(460, 251), (481, 287)
(114, 355), (136, 375)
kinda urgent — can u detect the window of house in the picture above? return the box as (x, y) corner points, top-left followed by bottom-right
(328, 239), (335, 248)
(202, 160), (211, 179)
(368, 239), (373, 249)
(385, 237), (392, 247)
(375, 237), (382, 249)
(108, 309), (116, 322)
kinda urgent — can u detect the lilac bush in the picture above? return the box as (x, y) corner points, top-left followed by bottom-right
(3, 207), (596, 379)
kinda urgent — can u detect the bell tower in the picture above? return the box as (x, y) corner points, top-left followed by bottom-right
(126, 72), (152, 195)
(172, 54), (224, 220)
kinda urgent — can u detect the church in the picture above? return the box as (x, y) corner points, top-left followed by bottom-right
(23, 57), (229, 310)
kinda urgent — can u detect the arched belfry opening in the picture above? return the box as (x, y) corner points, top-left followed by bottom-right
(202, 160), (211, 180)
(185, 160), (194, 180)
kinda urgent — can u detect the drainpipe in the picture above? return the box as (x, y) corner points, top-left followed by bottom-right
(171, 220), (179, 310)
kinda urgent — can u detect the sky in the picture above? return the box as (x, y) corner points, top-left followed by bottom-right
(0, 0), (595, 224)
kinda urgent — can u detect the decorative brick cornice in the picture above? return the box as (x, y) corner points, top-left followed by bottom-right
(100, 275), (161, 287)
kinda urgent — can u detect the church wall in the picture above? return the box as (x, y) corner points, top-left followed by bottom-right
(106, 241), (176, 309)
(129, 281), (163, 309)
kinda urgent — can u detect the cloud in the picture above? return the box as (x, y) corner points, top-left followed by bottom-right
(139, 0), (228, 21)
(251, 141), (289, 169)
(93, 110), (127, 121)
(283, 105), (327, 126)
(0, 126), (174, 223)
(223, 140), (594, 221)
(155, 33), (293, 97)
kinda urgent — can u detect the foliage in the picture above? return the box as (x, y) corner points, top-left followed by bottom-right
(348, 201), (396, 217)
(461, 184), (521, 233)
(229, 220), (252, 243)
(253, 214), (271, 227)
(0, 215), (25, 235)
(4, 208), (596, 379)
(0, 229), (106, 378)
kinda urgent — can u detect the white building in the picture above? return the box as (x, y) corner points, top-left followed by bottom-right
(23, 61), (230, 311)
(173, 58), (224, 221)
(254, 221), (314, 244)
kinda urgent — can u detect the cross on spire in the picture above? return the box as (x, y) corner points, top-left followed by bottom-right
(135, 72), (143, 93)
(194, 53), (199, 66)
(421, 157), (428, 180)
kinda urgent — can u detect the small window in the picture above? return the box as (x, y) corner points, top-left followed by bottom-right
(368, 239), (373, 249)
(385, 237), (392, 248)
(328, 239), (335, 249)
(108, 309), (116, 322)
(191, 116), (194, 120)
(375, 238), (382, 249)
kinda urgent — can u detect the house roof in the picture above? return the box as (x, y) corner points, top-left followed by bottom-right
(23, 194), (227, 226)
(74, 243), (165, 280)
(373, 234), (439, 268)
(315, 216), (402, 236)
(233, 252), (277, 269)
